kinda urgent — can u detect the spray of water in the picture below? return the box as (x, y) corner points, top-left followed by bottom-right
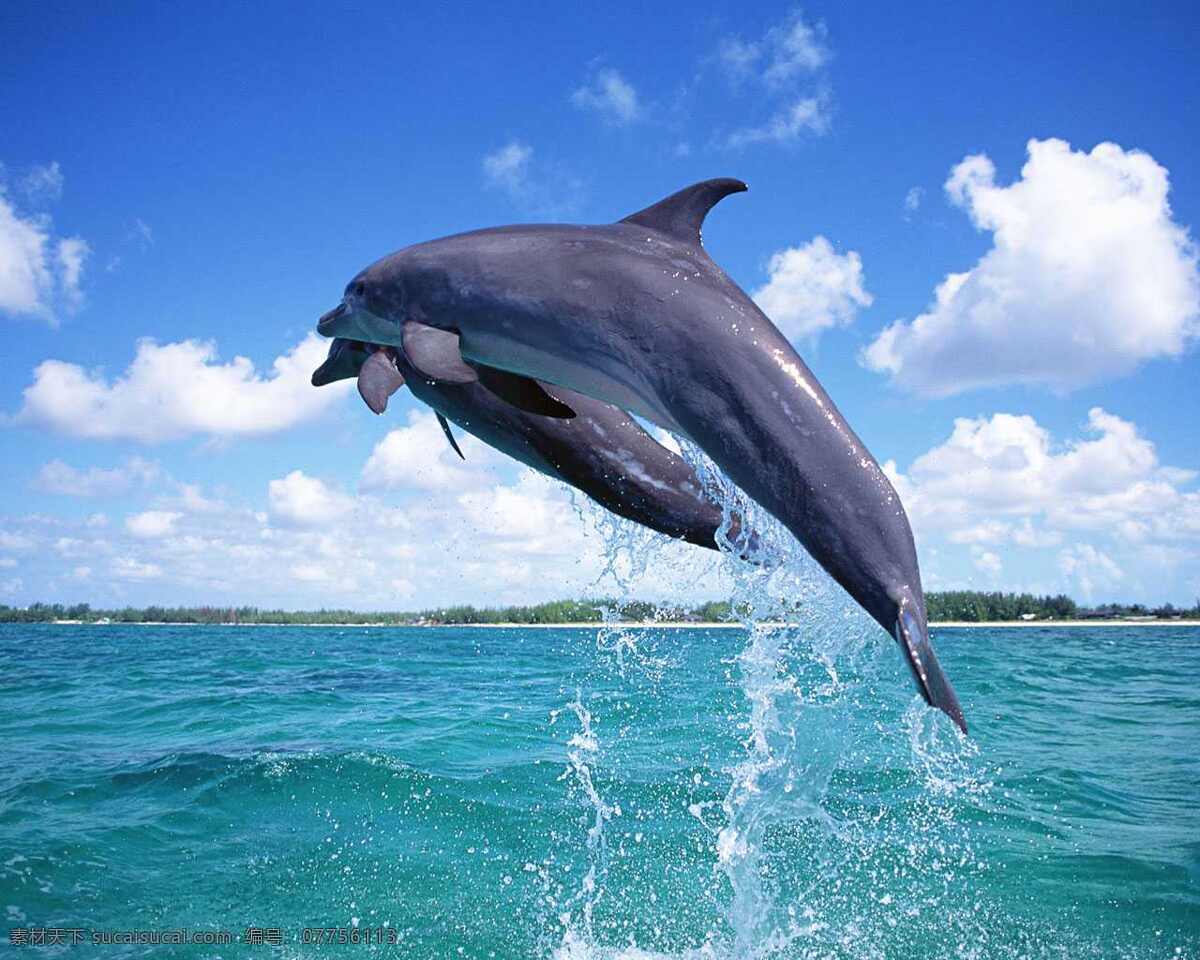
(552, 694), (616, 949)
(549, 444), (989, 959)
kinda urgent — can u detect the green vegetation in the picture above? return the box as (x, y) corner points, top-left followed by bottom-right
(924, 591), (1078, 622)
(1, 593), (1197, 625)
(0, 598), (734, 626)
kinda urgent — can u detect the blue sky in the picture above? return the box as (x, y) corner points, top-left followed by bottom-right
(1, 1), (1198, 608)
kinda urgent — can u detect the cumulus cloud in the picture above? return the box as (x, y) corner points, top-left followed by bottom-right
(268, 471), (358, 527)
(0, 163), (88, 320)
(360, 411), (503, 493)
(34, 457), (161, 497)
(571, 67), (641, 125)
(752, 235), (872, 340)
(0, 409), (728, 608)
(863, 138), (1200, 395)
(1058, 544), (1123, 601)
(0, 196), (88, 320)
(0, 532), (34, 551)
(13, 334), (351, 442)
(111, 556), (162, 581)
(970, 546), (1003, 576)
(884, 407), (1199, 598)
(125, 510), (182, 539)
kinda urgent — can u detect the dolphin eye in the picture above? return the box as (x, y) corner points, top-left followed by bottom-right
(353, 281), (366, 298)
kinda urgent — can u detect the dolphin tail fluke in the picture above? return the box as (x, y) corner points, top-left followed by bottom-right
(896, 607), (967, 734)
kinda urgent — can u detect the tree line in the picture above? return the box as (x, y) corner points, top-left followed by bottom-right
(0, 593), (1197, 625)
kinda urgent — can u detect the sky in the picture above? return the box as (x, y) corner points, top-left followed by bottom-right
(1, 1), (1198, 609)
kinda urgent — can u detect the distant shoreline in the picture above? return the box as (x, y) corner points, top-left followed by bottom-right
(41, 618), (1200, 628)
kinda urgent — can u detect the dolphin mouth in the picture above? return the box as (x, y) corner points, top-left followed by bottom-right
(311, 336), (370, 386)
(318, 303), (348, 336)
(896, 606), (967, 734)
(317, 301), (402, 347)
(310, 338), (407, 415)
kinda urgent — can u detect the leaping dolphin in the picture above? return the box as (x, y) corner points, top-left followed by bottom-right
(312, 337), (752, 553)
(316, 178), (967, 733)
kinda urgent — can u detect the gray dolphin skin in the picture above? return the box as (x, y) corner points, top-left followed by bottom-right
(316, 178), (967, 733)
(312, 337), (750, 553)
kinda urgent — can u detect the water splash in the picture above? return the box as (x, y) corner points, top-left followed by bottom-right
(552, 693), (618, 955)
(555, 439), (1001, 959)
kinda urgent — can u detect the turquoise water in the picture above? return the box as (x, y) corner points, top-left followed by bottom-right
(1, 620), (1197, 958)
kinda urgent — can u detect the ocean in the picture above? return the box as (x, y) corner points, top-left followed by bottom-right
(1, 619), (1196, 958)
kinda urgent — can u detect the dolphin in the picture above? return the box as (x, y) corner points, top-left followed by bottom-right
(316, 178), (967, 732)
(312, 337), (752, 553)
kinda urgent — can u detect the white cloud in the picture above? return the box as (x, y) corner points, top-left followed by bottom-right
(752, 235), (872, 340)
(482, 141), (533, 198)
(903, 186), (923, 216)
(55, 537), (102, 559)
(111, 556), (162, 581)
(0, 412), (729, 609)
(0, 532), (34, 551)
(0, 166), (88, 319)
(56, 237), (88, 311)
(457, 470), (578, 550)
(126, 510), (183, 539)
(130, 218), (153, 248)
(14, 334), (351, 442)
(175, 483), (226, 514)
(1058, 544), (1123, 600)
(360, 411), (503, 493)
(268, 470), (357, 527)
(20, 163), (64, 203)
(571, 67), (641, 125)
(719, 11), (829, 85)
(884, 407), (1199, 599)
(719, 12), (832, 149)
(34, 457), (161, 497)
(970, 546), (1003, 576)
(863, 138), (1200, 395)
(481, 141), (581, 217)
(727, 95), (831, 148)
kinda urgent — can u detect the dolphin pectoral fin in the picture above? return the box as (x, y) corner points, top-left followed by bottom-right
(436, 413), (466, 460)
(619, 178), (748, 247)
(401, 321), (479, 384)
(896, 608), (968, 734)
(356, 348), (406, 415)
(475, 366), (576, 419)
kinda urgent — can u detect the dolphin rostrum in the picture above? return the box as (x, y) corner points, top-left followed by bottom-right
(316, 178), (967, 732)
(312, 337), (752, 553)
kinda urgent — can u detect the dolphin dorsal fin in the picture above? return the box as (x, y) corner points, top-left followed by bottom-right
(619, 178), (747, 247)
